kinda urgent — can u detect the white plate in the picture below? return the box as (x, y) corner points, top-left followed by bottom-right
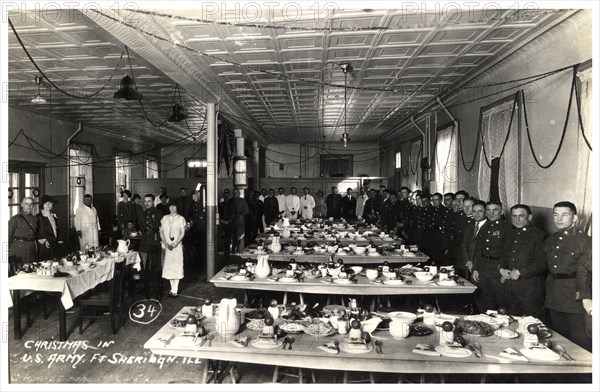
(436, 279), (457, 286)
(519, 347), (561, 361)
(494, 329), (519, 339)
(333, 278), (353, 285)
(169, 335), (203, 348)
(339, 341), (373, 354)
(368, 252), (380, 257)
(278, 276), (298, 283)
(383, 279), (405, 286)
(435, 345), (472, 358)
(250, 339), (284, 349)
(245, 320), (265, 331)
(230, 275), (250, 281)
(403, 252), (417, 257)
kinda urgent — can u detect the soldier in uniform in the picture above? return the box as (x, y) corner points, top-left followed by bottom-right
(471, 201), (511, 312)
(451, 197), (475, 277)
(381, 193), (401, 233)
(363, 189), (379, 224)
(443, 192), (455, 208)
(419, 193), (437, 258)
(263, 189), (280, 225)
(431, 193), (453, 265)
(8, 197), (39, 273)
(218, 189), (232, 255)
(498, 204), (547, 319)
(325, 186), (343, 219)
(545, 201), (592, 351)
(139, 194), (163, 299)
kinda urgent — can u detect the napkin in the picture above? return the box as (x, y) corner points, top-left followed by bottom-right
(317, 343), (339, 354)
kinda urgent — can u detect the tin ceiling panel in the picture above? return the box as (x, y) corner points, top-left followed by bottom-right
(8, 8), (578, 144)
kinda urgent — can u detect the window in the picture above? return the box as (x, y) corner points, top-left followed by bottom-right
(477, 93), (519, 208)
(8, 163), (42, 217)
(395, 151), (402, 170)
(115, 152), (131, 206)
(434, 123), (458, 194)
(186, 158), (207, 178)
(146, 155), (159, 179)
(69, 144), (93, 227)
(320, 155), (353, 177)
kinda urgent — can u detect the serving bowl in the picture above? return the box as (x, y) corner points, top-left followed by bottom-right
(353, 246), (367, 255)
(350, 266), (363, 274)
(413, 271), (435, 282)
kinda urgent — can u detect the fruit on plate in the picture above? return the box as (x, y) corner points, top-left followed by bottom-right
(270, 299), (278, 307)
(442, 321), (454, 332)
(186, 315), (197, 325)
(454, 336), (467, 347)
(527, 324), (540, 334)
(264, 316), (274, 326)
(424, 304), (434, 313)
(455, 319), (494, 336)
(497, 307), (506, 315)
(204, 299), (212, 306)
(351, 320), (361, 329)
(408, 322), (433, 336)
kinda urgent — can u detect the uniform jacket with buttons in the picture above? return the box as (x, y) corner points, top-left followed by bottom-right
(499, 223), (547, 292)
(473, 219), (511, 271)
(545, 226), (591, 313)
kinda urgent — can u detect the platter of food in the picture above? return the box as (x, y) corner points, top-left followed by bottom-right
(303, 323), (335, 337)
(455, 319), (495, 336)
(279, 322), (305, 334)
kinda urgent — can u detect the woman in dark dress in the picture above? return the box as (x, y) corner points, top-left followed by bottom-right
(37, 195), (59, 260)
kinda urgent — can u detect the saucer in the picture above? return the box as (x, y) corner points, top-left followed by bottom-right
(435, 345), (472, 358)
(383, 279), (405, 285)
(279, 276), (298, 283)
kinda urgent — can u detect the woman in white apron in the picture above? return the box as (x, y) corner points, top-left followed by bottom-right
(160, 202), (186, 297)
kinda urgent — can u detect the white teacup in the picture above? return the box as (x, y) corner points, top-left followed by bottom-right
(366, 269), (379, 280)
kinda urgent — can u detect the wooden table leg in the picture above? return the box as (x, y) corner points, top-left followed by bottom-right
(299, 293), (304, 305)
(57, 299), (67, 341)
(12, 290), (22, 340)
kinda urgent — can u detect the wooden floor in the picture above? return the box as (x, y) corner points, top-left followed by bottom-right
(7, 255), (592, 384)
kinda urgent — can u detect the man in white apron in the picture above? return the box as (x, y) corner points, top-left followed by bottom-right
(74, 194), (100, 249)
(299, 187), (315, 219)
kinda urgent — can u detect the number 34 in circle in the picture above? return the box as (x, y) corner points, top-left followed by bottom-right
(129, 299), (162, 324)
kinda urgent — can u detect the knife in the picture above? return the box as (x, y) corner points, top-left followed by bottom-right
(163, 333), (175, 347)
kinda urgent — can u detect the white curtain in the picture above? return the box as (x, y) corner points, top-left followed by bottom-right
(70, 144), (93, 227)
(477, 98), (519, 207)
(146, 155), (159, 179)
(408, 139), (422, 190)
(434, 124), (458, 194)
(576, 68), (592, 235)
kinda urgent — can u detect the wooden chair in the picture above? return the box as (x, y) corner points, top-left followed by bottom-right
(78, 260), (128, 334)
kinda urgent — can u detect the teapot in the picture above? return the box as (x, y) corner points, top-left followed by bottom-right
(282, 226), (291, 239)
(215, 298), (241, 340)
(255, 254), (271, 278)
(117, 239), (130, 254)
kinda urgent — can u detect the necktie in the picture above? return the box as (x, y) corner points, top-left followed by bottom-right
(474, 222), (481, 236)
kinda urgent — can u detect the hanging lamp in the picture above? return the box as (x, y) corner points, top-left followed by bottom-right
(31, 76), (46, 104)
(168, 103), (188, 122)
(113, 74), (143, 100)
(340, 63), (352, 147)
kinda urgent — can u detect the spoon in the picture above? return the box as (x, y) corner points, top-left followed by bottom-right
(287, 337), (295, 350)
(207, 333), (215, 347)
(472, 342), (484, 357)
(375, 340), (383, 354)
(554, 345), (575, 361)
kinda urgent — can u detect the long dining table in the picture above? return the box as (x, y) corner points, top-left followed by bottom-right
(144, 306), (592, 383)
(8, 251), (141, 341)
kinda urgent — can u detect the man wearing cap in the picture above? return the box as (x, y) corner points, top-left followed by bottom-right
(299, 187), (316, 219)
(545, 201), (592, 351)
(8, 197), (39, 271)
(74, 194), (100, 250)
(139, 194), (163, 299)
(325, 186), (343, 219)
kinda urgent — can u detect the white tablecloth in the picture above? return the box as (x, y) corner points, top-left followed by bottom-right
(7, 252), (141, 310)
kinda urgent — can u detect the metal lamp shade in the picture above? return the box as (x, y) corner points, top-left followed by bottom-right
(113, 75), (143, 100)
